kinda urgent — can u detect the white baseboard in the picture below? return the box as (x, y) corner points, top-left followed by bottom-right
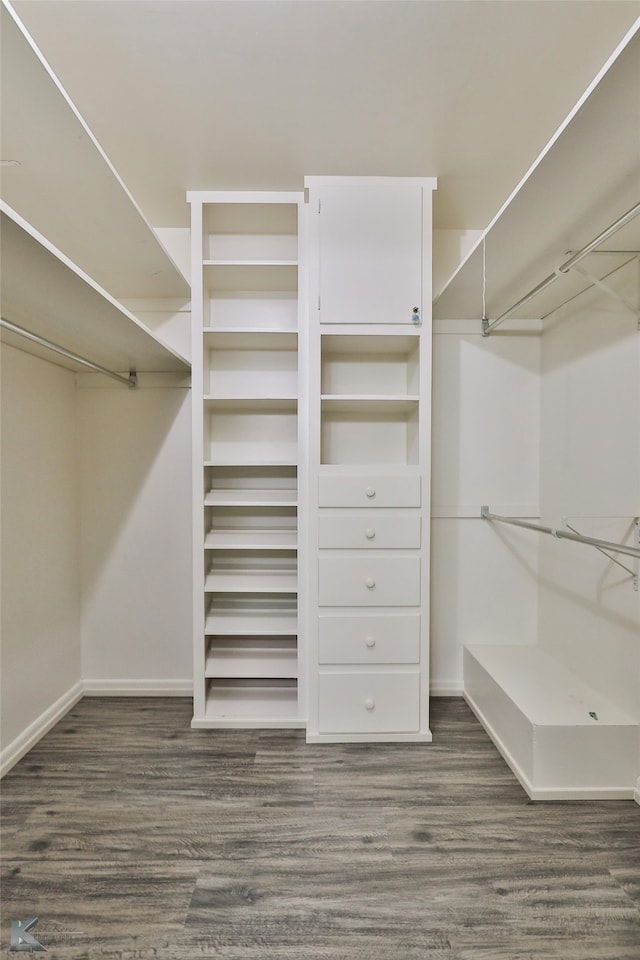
(430, 681), (464, 697)
(1, 681), (84, 778)
(634, 777), (640, 806)
(82, 679), (192, 696)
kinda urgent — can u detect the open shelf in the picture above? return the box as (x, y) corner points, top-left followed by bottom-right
(206, 406), (297, 463)
(205, 396), (298, 410)
(204, 550), (298, 594)
(321, 406), (419, 465)
(205, 292), (298, 332)
(205, 637), (298, 679)
(204, 336), (297, 398)
(204, 264), (298, 293)
(205, 594), (298, 636)
(319, 331), (421, 465)
(204, 465), (297, 503)
(321, 396), (419, 414)
(203, 679), (300, 724)
(203, 330), (297, 350)
(205, 530), (297, 550)
(205, 488), (297, 506)
(321, 333), (420, 394)
(205, 505), (297, 550)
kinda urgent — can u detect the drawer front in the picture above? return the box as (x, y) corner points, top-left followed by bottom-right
(318, 672), (420, 733)
(319, 614), (420, 664)
(318, 557), (420, 606)
(318, 474), (421, 508)
(319, 512), (421, 549)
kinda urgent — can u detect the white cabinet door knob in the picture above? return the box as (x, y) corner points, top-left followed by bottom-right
(364, 697), (375, 711)
(365, 636), (376, 648)
(365, 486), (376, 499)
(365, 528), (376, 540)
(365, 577), (375, 589)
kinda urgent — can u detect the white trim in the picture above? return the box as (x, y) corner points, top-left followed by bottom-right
(0, 681), (83, 778)
(432, 318), (542, 336)
(191, 718), (305, 730)
(187, 190), (303, 204)
(305, 176), (437, 190)
(306, 731), (433, 744)
(464, 690), (634, 801)
(430, 682), (464, 697)
(82, 679), (192, 696)
(634, 777), (640, 806)
(431, 504), (540, 520)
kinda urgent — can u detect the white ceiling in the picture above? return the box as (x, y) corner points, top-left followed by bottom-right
(8, 0), (640, 232)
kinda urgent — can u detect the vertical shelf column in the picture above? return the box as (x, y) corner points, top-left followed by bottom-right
(188, 191), (306, 728)
(305, 176), (437, 743)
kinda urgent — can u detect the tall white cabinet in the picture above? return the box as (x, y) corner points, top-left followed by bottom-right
(188, 192), (307, 728)
(188, 177), (435, 739)
(305, 176), (437, 742)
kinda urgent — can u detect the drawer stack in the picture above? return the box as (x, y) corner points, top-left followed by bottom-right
(312, 469), (428, 740)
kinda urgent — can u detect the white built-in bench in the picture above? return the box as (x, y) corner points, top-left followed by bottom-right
(464, 644), (639, 800)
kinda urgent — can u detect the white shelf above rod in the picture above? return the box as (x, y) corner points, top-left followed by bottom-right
(1, 316), (137, 388)
(481, 200), (640, 336)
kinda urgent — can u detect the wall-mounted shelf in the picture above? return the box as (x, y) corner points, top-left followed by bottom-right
(0, 206), (190, 374)
(1, 4), (188, 302)
(434, 24), (640, 325)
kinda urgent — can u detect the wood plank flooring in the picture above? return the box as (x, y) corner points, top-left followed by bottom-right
(1, 697), (639, 959)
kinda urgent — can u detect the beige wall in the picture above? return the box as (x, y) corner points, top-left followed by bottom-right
(1, 345), (82, 758)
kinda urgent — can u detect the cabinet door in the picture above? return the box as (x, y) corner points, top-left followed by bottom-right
(318, 183), (423, 325)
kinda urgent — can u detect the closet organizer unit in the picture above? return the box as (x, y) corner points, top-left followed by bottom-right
(305, 176), (437, 742)
(188, 192), (306, 727)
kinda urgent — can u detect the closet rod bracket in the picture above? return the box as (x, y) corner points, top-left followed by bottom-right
(481, 506), (640, 568)
(1, 316), (140, 389)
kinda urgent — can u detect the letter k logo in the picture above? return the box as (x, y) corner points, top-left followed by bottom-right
(10, 918), (47, 951)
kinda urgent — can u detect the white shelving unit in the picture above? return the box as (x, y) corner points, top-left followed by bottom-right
(305, 176), (436, 742)
(189, 192), (306, 728)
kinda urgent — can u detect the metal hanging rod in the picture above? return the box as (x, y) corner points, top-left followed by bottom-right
(1, 317), (137, 388)
(481, 506), (640, 560)
(482, 200), (640, 336)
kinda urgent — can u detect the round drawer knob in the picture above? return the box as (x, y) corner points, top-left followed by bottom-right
(365, 528), (376, 540)
(365, 577), (375, 589)
(365, 486), (376, 499)
(365, 636), (376, 648)
(364, 698), (375, 711)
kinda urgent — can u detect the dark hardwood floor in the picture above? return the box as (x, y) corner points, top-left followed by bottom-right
(1, 697), (639, 959)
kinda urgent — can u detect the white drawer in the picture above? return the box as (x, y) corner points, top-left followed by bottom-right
(319, 512), (420, 549)
(318, 473), (421, 508)
(319, 614), (420, 664)
(318, 557), (420, 606)
(318, 671), (420, 733)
